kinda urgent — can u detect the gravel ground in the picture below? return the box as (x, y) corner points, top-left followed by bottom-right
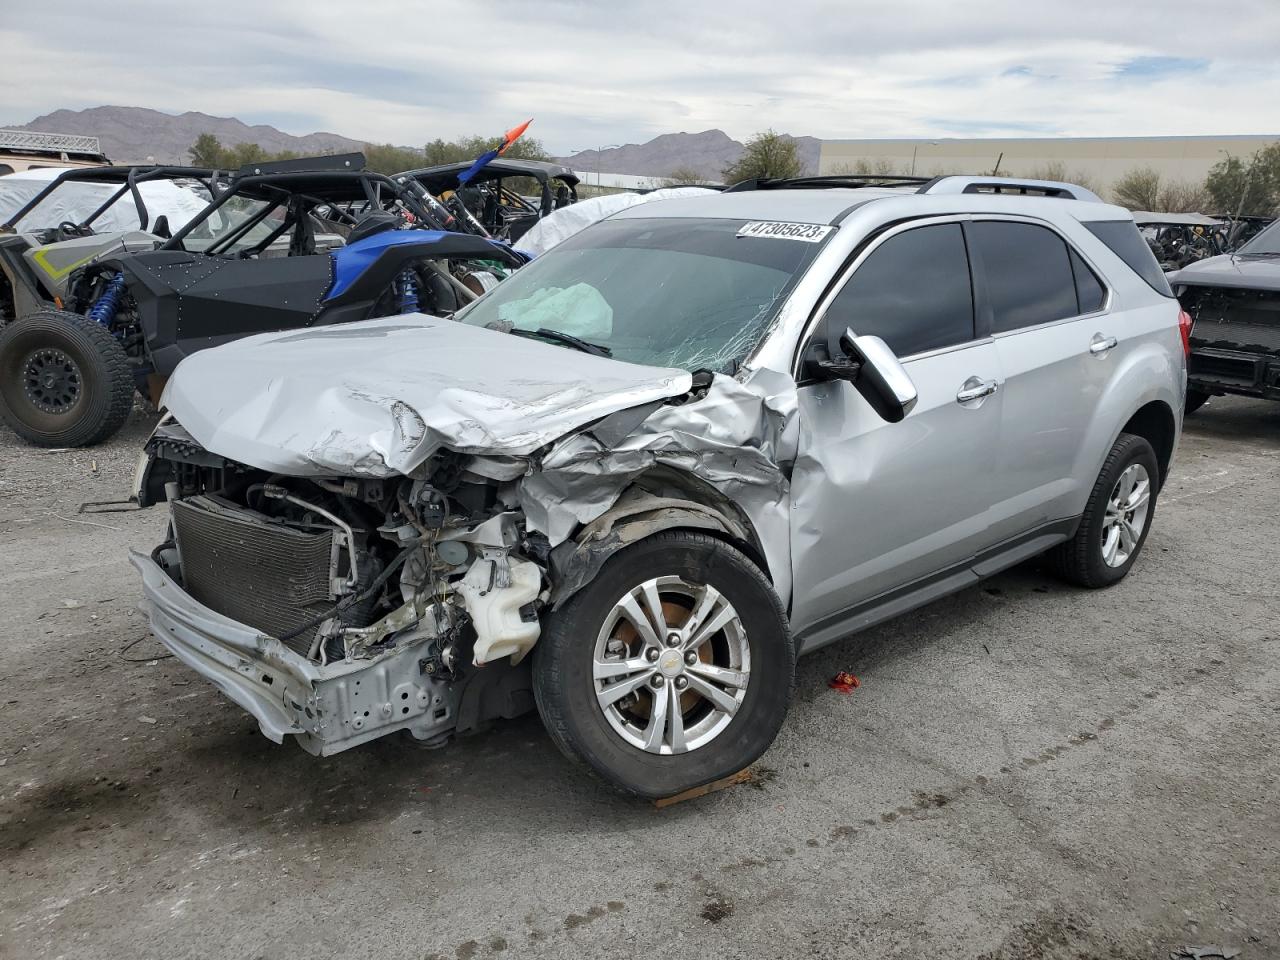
(1, 397), (1277, 960)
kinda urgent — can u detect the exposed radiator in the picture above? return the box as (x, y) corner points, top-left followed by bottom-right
(1191, 319), (1280, 354)
(171, 496), (338, 655)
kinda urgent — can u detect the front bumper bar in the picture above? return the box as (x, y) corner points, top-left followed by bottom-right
(130, 552), (457, 755)
(1188, 346), (1280, 401)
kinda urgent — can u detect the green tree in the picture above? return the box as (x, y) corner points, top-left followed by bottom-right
(224, 142), (269, 167)
(189, 130), (554, 179)
(188, 133), (225, 166)
(1206, 144), (1280, 216)
(362, 143), (428, 174)
(722, 130), (803, 183)
(424, 134), (552, 167)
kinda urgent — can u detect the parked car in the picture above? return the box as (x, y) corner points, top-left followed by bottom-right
(130, 174), (1186, 798)
(0, 154), (525, 447)
(397, 158), (579, 242)
(1172, 217), (1280, 413)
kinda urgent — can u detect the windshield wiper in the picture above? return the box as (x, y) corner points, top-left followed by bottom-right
(510, 327), (612, 358)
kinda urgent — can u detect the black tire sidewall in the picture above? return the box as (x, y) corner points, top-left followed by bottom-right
(0, 310), (134, 447)
(1078, 435), (1160, 586)
(533, 532), (794, 798)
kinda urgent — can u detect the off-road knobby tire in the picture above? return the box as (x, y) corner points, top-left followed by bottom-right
(1184, 388), (1212, 415)
(533, 531), (794, 799)
(1045, 433), (1160, 589)
(0, 309), (134, 447)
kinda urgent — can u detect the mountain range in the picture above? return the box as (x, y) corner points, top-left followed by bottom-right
(555, 130), (821, 180)
(13, 106), (818, 179)
(17, 106), (364, 165)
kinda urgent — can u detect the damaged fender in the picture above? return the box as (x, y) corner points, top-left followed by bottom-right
(548, 489), (754, 607)
(520, 366), (801, 608)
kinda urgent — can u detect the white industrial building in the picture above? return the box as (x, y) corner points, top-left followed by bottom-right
(819, 135), (1278, 195)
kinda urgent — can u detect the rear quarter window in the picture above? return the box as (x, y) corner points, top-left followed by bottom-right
(969, 221), (1079, 332)
(1084, 220), (1174, 297)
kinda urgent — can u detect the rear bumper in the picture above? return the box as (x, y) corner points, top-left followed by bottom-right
(1188, 346), (1280, 401)
(130, 551), (457, 755)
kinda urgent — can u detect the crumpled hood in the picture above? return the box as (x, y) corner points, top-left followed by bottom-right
(160, 314), (693, 477)
(1171, 254), (1280, 291)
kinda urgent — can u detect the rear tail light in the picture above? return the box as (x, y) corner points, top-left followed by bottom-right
(1177, 309), (1193, 357)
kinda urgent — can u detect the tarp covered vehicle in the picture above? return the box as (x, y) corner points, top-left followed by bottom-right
(1171, 217), (1280, 413)
(0, 154), (525, 447)
(0, 164), (220, 326)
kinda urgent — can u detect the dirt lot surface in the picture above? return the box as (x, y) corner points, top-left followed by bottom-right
(2, 398), (1278, 960)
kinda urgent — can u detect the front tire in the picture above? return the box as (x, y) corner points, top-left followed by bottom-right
(1047, 433), (1160, 588)
(533, 531), (794, 798)
(0, 309), (135, 447)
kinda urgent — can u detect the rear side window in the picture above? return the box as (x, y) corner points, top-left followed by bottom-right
(825, 222), (974, 357)
(1069, 249), (1106, 313)
(1084, 220), (1174, 297)
(969, 221), (1078, 332)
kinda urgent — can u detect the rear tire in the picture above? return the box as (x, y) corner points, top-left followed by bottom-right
(1184, 388), (1212, 415)
(533, 531), (794, 798)
(1046, 433), (1159, 588)
(0, 309), (135, 447)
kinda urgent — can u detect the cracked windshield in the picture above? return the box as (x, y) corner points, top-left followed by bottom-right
(456, 217), (829, 372)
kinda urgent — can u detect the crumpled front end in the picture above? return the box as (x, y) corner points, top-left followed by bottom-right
(133, 362), (798, 756)
(132, 551), (472, 754)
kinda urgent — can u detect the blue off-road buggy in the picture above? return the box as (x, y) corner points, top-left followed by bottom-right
(0, 154), (526, 447)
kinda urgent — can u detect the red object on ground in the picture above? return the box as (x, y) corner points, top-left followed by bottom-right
(828, 671), (861, 693)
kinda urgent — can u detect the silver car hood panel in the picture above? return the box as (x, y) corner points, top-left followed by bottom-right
(160, 314), (694, 477)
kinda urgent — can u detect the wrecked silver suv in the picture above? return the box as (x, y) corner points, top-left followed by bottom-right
(133, 176), (1186, 798)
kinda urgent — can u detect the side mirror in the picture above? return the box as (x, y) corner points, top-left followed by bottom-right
(804, 326), (917, 422)
(841, 329), (917, 422)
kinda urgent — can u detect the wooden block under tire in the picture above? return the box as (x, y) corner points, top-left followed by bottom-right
(652, 767), (755, 808)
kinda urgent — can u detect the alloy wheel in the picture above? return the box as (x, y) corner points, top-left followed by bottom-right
(1101, 463), (1151, 568)
(592, 576), (750, 755)
(23, 347), (82, 414)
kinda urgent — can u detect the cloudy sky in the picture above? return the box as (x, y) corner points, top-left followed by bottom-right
(2, 0), (1278, 152)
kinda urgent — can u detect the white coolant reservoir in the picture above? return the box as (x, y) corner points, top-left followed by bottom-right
(457, 553), (542, 665)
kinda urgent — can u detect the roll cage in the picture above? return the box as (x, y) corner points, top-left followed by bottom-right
(0, 164), (224, 235)
(161, 156), (450, 259)
(397, 159), (580, 239)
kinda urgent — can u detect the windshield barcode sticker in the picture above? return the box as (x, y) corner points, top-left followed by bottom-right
(737, 221), (833, 242)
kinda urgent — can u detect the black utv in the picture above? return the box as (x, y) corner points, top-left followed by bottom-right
(397, 158), (579, 243)
(0, 154), (524, 447)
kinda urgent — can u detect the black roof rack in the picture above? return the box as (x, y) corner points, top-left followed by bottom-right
(725, 174), (932, 192)
(235, 152), (366, 177)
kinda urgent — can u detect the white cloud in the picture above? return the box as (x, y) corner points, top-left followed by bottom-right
(1, 0), (1277, 151)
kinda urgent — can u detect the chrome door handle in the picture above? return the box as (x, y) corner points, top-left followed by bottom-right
(1089, 334), (1119, 355)
(956, 377), (999, 404)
